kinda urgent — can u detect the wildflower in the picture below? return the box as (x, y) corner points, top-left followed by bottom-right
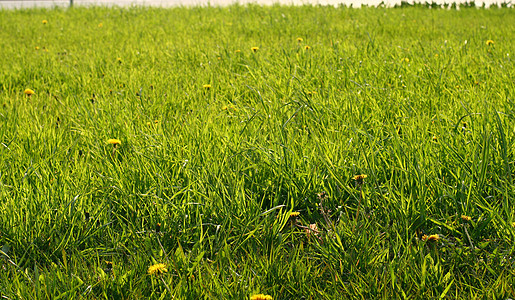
(116, 58), (122, 64)
(24, 89), (35, 96)
(35, 46), (40, 50)
(422, 234), (440, 242)
(148, 263), (167, 276)
(251, 47), (259, 52)
(305, 45), (311, 50)
(353, 174), (367, 181)
(402, 58), (410, 63)
(42, 20), (48, 25)
(290, 212), (300, 218)
(432, 136), (438, 141)
(461, 215), (472, 222)
(98, 23), (103, 28)
(297, 37), (303, 42)
(250, 294), (273, 300)
(235, 49), (241, 53)
(107, 139), (121, 146)
(203, 84), (212, 90)
(486, 40), (494, 46)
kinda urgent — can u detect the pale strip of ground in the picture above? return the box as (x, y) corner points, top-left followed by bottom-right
(0, 0), (510, 8)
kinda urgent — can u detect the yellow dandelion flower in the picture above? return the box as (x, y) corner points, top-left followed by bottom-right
(290, 211), (300, 218)
(305, 45), (311, 50)
(422, 234), (440, 242)
(461, 215), (472, 222)
(352, 174), (367, 181)
(250, 294), (273, 300)
(116, 58), (122, 64)
(147, 263), (167, 276)
(203, 84), (212, 90)
(24, 88), (35, 96)
(42, 20), (48, 25)
(235, 49), (241, 53)
(432, 136), (438, 141)
(98, 23), (103, 28)
(486, 40), (494, 46)
(402, 58), (410, 63)
(35, 46), (40, 50)
(147, 121), (152, 126)
(251, 47), (259, 52)
(297, 37), (303, 42)
(107, 139), (121, 145)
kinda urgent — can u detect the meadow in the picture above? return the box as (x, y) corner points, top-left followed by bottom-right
(0, 3), (514, 299)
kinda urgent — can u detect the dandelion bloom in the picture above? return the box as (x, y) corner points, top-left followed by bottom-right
(250, 294), (273, 300)
(235, 49), (241, 53)
(24, 89), (35, 96)
(486, 40), (494, 46)
(35, 46), (40, 50)
(353, 174), (367, 181)
(290, 211), (300, 218)
(203, 84), (212, 90)
(251, 47), (259, 52)
(422, 234), (440, 242)
(42, 20), (48, 24)
(403, 58), (410, 63)
(297, 37), (303, 42)
(305, 45), (311, 50)
(461, 215), (472, 221)
(148, 263), (167, 276)
(98, 23), (103, 28)
(107, 139), (121, 145)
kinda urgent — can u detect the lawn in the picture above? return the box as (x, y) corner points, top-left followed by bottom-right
(0, 3), (514, 299)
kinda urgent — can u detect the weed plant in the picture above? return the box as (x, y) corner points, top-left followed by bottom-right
(0, 4), (514, 299)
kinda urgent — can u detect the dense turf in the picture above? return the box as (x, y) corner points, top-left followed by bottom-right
(0, 4), (514, 298)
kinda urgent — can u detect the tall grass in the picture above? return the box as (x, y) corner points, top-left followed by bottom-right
(0, 4), (514, 298)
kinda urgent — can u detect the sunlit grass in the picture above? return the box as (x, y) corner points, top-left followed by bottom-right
(0, 4), (514, 298)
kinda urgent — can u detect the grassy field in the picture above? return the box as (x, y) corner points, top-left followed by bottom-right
(0, 4), (514, 299)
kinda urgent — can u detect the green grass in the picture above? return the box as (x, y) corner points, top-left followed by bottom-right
(0, 3), (514, 299)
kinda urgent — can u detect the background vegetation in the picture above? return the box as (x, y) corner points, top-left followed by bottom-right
(0, 4), (514, 298)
